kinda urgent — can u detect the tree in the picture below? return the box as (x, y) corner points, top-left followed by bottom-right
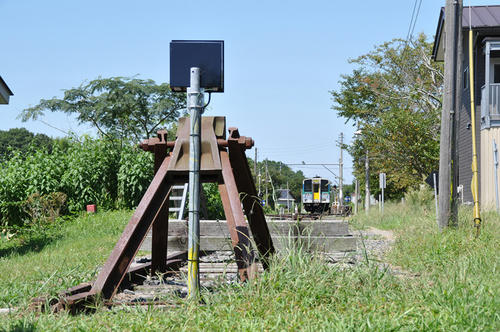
(20, 77), (186, 143)
(248, 158), (305, 209)
(331, 34), (443, 198)
(0, 128), (53, 159)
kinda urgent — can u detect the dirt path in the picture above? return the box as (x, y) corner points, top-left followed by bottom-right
(366, 227), (395, 241)
(353, 227), (395, 262)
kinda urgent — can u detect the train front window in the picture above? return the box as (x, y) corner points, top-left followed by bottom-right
(313, 183), (319, 193)
(303, 180), (312, 192)
(321, 180), (329, 192)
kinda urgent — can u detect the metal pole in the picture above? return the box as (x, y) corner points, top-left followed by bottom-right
(433, 172), (438, 224)
(365, 151), (370, 215)
(286, 181), (289, 212)
(354, 179), (359, 215)
(187, 67), (203, 299)
(381, 181), (384, 214)
(494, 140), (499, 213)
(339, 133), (344, 207)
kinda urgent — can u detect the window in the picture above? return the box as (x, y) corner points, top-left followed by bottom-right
(494, 64), (500, 83)
(313, 183), (319, 193)
(303, 180), (312, 192)
(320, 179), (329, 192)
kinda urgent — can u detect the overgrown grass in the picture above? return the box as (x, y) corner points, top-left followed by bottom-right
(0, 204), (498, 331)
(0, 211), (133, 309)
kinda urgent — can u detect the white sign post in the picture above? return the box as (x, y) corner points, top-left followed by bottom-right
(379, 173), (386, 214)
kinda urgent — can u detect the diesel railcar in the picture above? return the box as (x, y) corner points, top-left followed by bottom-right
(301, 177), (331, 213)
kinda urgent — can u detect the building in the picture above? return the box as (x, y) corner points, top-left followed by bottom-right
(432, 5), (500, 208)
(276, 189), (295, 210)
(0, 76), (13, 104)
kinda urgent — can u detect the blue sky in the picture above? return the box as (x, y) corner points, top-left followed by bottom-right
(1, 0), (499, 184)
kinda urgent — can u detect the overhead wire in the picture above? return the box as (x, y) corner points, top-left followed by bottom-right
(405, 0), (419, 42)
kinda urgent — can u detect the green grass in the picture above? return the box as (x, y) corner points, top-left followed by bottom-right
(0, 204), (499, 331)
(0, 211), (133, 309)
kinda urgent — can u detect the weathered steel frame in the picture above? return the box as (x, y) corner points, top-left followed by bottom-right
(34, 117), (274, 313)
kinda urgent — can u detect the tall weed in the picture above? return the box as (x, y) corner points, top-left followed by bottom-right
(0, 138), (154, 226)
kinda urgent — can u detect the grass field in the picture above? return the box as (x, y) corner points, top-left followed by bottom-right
(0, 202), (498, 331)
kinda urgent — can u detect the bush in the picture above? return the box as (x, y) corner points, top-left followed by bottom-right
(23, 192), (67, 225)
(404, 184), (434, 208)
(203, 183), (224, 219)
(117, 145), (154, 209)
(60, 138), (120, 211)
(0, 138), (155, 226)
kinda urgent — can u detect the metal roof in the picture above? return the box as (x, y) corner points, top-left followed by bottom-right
(463, 6), (500, 28)
(433, 5), (500, 61)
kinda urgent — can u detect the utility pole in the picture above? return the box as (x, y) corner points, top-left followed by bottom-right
(439, 0), (462, 230)
(365, 151), (370, 215)
(258, 169), (261, 196)
(339, 133), (344, 207)
(254, 148), (258, 181)
(354, 179), (359, 214)
(452, 1), (463, 227)
(265, 160), (269, 208)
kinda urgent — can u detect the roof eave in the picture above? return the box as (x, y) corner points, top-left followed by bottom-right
(0, 76), (13, 105)
(432, 7), (445, 61)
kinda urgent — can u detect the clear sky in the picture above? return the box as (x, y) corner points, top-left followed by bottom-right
(1, 0), (499, 185)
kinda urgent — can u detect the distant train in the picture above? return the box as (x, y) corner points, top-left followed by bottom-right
(301, 177), (331, 213)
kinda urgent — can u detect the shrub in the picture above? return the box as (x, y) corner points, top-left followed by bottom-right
(23, 192), (67, 225)
(0, 137), (158, 227)
(404, 184), (434, 208)
(117, 146), (153, 209)
(60, 138), (120, 211)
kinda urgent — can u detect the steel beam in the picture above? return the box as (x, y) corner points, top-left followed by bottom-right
(227, 128), (275, 268)
(219, 150), (256, 281)
(91, 157), (172, 299)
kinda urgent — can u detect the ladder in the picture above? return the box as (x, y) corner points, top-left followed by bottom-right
(170, 183), (188, 220)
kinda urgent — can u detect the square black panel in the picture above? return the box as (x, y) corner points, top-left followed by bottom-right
(170, 40), (224, 92)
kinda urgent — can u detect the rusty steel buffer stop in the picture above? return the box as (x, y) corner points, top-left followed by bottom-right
(32, 41), (275, 312)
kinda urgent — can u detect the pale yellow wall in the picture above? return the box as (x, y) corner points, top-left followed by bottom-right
(480, 127), (500, 210)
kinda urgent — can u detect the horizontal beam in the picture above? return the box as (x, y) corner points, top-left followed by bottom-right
(142, 234), (357, 253)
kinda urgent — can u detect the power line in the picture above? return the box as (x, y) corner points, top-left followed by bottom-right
(405, 0), (419, 42)
(409, 0), (423, 41)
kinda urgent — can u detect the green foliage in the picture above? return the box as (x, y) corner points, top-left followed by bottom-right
(203, 183), (224, 220)
(0, 127), (53, 160)
(61, 138), (120, 211)
(332, 34), (443, 198)
(117, 146), (154, 209)
(250, 158), (305, 209)
(0, 139), (153, 226)
(404, 185), (434, 209)
(23, 192), (67, 226)
(20, 77), (186, 143)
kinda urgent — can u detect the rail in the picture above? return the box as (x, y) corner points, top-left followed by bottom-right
(481, 83), (500, 128)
